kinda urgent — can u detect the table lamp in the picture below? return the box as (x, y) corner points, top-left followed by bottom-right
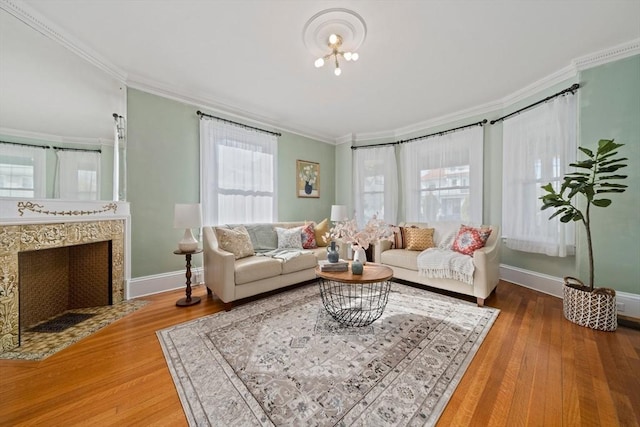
(330, 205), (348, 222)
(174, 203), (202, 252)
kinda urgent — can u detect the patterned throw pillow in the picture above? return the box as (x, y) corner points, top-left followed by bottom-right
(314, 218), (329, 247)
(392, 225), (417, 249)
(215, 226), (254, 259)
(301, 223), (317, 249)
(404, 227), (435, 251)
(452, 225), (492, 256)
(276, 227), (303, 249)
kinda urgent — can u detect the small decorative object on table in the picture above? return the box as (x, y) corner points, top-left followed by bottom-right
(327, 241), (340, 263)
(318, 259), (348, 272)
(173, 248), (202, 307)
(327, 214), (397, 263)
(351, 259), (363, 275)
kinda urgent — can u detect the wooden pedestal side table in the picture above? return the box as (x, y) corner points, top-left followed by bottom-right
(315, 262), (393, 327)
(173, 248), (203, 307)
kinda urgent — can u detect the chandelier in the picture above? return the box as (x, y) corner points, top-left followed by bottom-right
(303, 8), (367, 77)
(314, 34), (359, 76)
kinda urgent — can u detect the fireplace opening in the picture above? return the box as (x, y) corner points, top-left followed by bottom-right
(18, 241), (113, 332)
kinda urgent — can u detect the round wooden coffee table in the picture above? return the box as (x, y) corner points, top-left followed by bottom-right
(315, 262), (393, 327)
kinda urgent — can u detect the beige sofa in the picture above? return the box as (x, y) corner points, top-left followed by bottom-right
(374, 222), (501, 306)
(203, 221), (345, 304)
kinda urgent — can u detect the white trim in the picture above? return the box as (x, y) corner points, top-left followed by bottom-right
(128, 267), (204, 299)
(0, 0), (127, 83)
(574, 38), (640, 71)
(500, 264), (640, 319)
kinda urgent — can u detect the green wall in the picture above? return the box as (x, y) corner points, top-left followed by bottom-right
(126, 89), (335, 278)
(577, 55), (640, 293)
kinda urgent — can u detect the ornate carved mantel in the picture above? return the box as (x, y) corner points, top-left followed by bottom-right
(0, 199), (130, 353)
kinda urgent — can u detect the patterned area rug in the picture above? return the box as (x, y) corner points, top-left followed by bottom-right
(1, 300), (148, 361)
(157, 283), (499, 426)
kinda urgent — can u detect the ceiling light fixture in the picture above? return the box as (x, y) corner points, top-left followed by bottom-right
(313, 34), (359, 76)
(303, 8), (367, 78)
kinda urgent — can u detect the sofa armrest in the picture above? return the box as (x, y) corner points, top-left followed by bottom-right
(203, 226), (237, 303)
(471, 226), (501, 300)
(373, 240), (393, 263)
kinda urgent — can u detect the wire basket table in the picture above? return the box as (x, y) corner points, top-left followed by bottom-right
(315, 263), (393, 327)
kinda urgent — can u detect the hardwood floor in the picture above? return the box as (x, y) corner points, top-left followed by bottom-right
(1, 281), (638, 426)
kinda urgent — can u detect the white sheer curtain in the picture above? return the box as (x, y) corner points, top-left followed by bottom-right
(56, 150), (101, 200)
(353, 145), (398, 226)
(200, 118), (277, 225)
(0, 142), (46, 198)
(502, 94), (577, 256)
(400, 126), (484, 224)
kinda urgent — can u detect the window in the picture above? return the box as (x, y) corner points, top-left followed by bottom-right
(502, 94), (577, 256)
(401, 126), (484, 223)
(200, 119), (277, 225)
(0, 143), (46, 198)
(56, 150), (101, 200)
(353, 145), (398, 226)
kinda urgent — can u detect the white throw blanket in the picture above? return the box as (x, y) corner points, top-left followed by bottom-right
(256, 249), (309, 262)
(417, 248), (475, 285)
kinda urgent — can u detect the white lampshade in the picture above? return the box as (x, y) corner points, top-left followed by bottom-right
(330, 205), (348, 222)
(174, 203), (202, 252)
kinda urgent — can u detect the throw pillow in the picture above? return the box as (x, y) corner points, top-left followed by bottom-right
(215, 226), (254, 259)
(452, 225), (492, 256)
(404, 227), (435, 251)
(301, 223), (317, 249)
(242, 223), (278, 251)
(314, 218), (329, 247)
(392, 225), (417, 249)
(276, 226), (303, 249)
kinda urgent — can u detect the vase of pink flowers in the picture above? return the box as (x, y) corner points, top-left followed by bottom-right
(326, 215), (397, 265)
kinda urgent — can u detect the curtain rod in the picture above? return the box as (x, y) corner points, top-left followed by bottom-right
(490, 83), (580, 125)
(196, 110), (282, 137)
(1, 140), (48, 149)
(52, 146), (101, 153)
(1, 141), (101, 153)
(351, 119), (488, 150)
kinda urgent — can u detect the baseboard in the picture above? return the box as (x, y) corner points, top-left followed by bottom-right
(128, 267), (204, 299)
(500, 264), (640, 319)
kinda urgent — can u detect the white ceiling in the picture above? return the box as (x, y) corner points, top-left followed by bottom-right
(14, 0), (640, 142)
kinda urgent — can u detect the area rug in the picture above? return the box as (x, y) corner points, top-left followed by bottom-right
(157, 283), (499, 426)
(0, 300), (148, 361)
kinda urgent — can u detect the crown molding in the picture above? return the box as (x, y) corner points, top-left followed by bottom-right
(0, 127), (112, 146)
(126, 74), (336, 145)
(0, 0), (128, 83)
(574, 38), (640, 71)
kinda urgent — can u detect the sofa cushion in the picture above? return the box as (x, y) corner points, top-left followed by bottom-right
(301, 223), (317, 249)
(281, 252), (318, 274)
(404, 227), (435, 251)
(310, 246), (328, 261)
(243, 224), (278, 251)
(215, 226), (254, 259)
(314, 218), (329, 247)
(452, 225), (492, 256)
(234, 256), (282, 285)
(380, 248), (419, 271)
(276, 226), (304, 249)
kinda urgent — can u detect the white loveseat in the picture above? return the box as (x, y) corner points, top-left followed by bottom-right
(203, 221), (345, 304)
(374, 222), (501, 306)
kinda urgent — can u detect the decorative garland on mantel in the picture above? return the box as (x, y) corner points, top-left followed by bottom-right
(17, 201), (118, 217)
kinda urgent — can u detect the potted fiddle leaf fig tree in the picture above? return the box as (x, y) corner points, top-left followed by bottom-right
(540, 139), (628, 332)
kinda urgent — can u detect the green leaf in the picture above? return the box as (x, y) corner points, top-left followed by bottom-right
(578, 147), (594, 157)
(597, 139), (622, 155)
(600, 157), (628, 166)
(598, 183), (627, 188)
(560, 212), (575, 223)
(596, 189), (626, 194)
(597, 165), (627, 173)
(592, 199), (612, 207)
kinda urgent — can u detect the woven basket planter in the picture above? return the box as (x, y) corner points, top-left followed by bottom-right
(563, 277), (617, 332)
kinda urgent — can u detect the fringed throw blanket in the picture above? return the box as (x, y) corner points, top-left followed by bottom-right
(256, 249), (310, 262)
(417, 248), (475, 285)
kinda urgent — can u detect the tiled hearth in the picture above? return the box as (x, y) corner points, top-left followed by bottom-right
(0, 199), (130, 354)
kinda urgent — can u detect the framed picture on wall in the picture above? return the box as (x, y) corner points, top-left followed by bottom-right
(296, 160), (320, 198)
